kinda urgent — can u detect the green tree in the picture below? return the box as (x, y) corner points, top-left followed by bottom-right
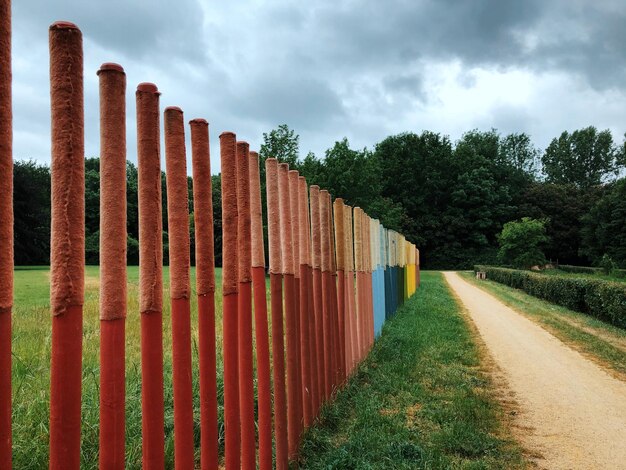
(211, 174), (223, 267)
(499, 132), (540, 176)
(298, 151), (325, 187)
(542, 127), (621, 188)
(317, 138), (380, 209)
(498, 217), (549, 268)
(13, 160), (51, 265)
(518, 182), (605, 265)
(580, 178), (626, 266)
(259, 124), (300, 166)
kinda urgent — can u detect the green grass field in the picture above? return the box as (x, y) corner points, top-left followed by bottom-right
(11, 265), (234, 468)
(299, 272), (526, 469)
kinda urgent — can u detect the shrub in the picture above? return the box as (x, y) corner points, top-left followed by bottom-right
(474, 265), (626, 328)
(557, 265), (601, 274)
(599, 254), (618, 275)
(497, 218), (548, 269)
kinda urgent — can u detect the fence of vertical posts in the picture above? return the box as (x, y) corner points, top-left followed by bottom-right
(0, 9), (421, 469)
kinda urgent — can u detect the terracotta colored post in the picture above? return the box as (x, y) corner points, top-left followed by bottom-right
(190, 118), (218, 470)
(345, 206), (357, 373)
(327, 195), (341, 386)
(325, 192), (338, 389)
(236, 141), (256, 470)
(302, 178), (319, 419)
(309, 186), (325, 407)
(333, 199), (346, 384)
(221, 131), (240, 470)
(0, 1), (12, 467)
(303, 183), (319, 419)
(342, 205), (352, 374)
(361, 213), (367, 353)
(98, 62), (126, 470)
(49, 22), (84, 470)
(266, 158), (288, 469)
(278, 163), (298, 460)
(357, 209), (365, 359)
(164, 107), (194, 469)
(250, 151), (272, 470)
(298, 177), (313, 427)
(366, 216), (372, 349)
(353, 208), (363, 362)
(136, 82), (165, 470)
(319, 190), (333, 397)
(135, 83), (166, 468)
(288, 170), (304, 440)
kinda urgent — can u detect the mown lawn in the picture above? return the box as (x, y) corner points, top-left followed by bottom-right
(299, 271), (526, 469)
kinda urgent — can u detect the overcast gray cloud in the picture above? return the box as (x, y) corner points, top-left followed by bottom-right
(9, 0), (626, 173)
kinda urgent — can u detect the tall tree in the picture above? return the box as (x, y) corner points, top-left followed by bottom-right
(580, 178), (626, 267)
(259, 124), (299, 167)
(542, 127), (620, 188)
(317, 138), (380, 209)
(498, 217), (549, 268)
(499, 132), (541, 176)
(374, 131), (457, 266)
(13, 160), (51, 265)
(517, 182), (605, 265)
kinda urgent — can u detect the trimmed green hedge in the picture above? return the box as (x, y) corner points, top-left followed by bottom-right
(557, 264), (626, 277)
(474, 266), (626, 328)
(557, 265), (601, 274)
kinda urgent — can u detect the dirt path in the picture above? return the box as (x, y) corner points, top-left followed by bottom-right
(444, 272), (626, 470)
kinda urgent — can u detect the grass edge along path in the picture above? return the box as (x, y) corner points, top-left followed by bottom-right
(459, 271), (626, 381)
(298, 271), (527, 469)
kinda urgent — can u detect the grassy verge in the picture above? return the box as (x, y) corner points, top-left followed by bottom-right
(460, 271), (626, 379)
(299, 271), (526, 469)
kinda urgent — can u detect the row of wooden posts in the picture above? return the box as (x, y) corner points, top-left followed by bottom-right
(0, 10), (420, 470)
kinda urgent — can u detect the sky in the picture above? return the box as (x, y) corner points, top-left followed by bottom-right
(10, 0), (626, 173)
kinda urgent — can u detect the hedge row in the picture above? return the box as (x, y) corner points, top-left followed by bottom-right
(474, 266), (626, 328)
(557, 264), (626, 277)
(557, 265), (602, 274)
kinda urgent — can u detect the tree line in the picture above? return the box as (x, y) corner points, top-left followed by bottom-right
(12, 124), (626, 269)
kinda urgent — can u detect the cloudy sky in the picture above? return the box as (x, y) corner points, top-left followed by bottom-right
(10, 0), (626, 173)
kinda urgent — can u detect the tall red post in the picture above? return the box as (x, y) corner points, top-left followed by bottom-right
(237, 141), (256, 470)
(320, 191), (333, 397)
(98, 62), (127, 470)
(346, 206), (357, 373)
(327, 192), (341, 389)
(364, 215), (374, 350)
(288, 170), (304, 441)
(278, 163), (298, 460)
(298, 177), (313, 427)
(343, 205), (355, 375)
(164, 107), (194, 469)
(266, 158), (288, 469)
(136, 82), (165, 470)
(190, 118), (218, 470)
(353, 208), (363, 362)
(333, 199), (346, 385)
(221, 131), (240, 470)
(0, 1), (12, 467)
(309, 186), (325, 406)
(250, 151), (272, 470)
(49, 21), (84, 470)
